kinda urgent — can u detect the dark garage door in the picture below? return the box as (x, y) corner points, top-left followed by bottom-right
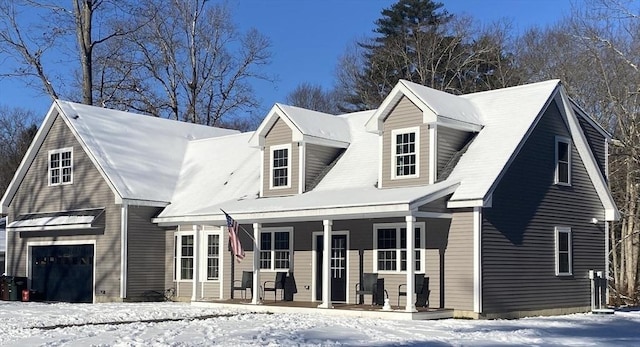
(31, 245), (94, 303)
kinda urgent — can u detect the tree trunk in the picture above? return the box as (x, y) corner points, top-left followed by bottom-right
(74, 0), (94, 105)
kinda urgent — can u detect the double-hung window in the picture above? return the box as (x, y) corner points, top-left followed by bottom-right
(206, 234), (220, 280)
(49, 148), (73, 186)
(555, 137), (571, 185)
(392, 127), (419, 179)
(271, 144), (291, 189)
(174, 233), (194, 281)
(374, 223), (424, 273)
(259, 228), (292, 271)
(555, 227), (572, 276)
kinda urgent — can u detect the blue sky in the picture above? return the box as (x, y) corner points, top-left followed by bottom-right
(0, 0), (573, 122)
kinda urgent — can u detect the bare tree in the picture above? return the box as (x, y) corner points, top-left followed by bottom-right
(285, 83), (339, 115)
(99, 0), (273, 127)
(0, 106), (37, 197)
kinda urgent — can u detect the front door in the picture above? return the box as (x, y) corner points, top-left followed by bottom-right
(315, 234), (347, 302)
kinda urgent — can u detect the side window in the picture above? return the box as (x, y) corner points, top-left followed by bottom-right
(206, 234), (220, 280)
(373, 223), (424, 273)
(270, 144), (291, 189)
(49, 148), (73, 186)
(260, 229), (292, 271)
(555, 227), (572, 276)
(555, 137), (571, 185)
(391, 127), (420, 179)
(174, 234), (194, 280)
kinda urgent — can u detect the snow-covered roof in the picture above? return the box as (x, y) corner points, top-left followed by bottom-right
(59, 101), (239, 204)
(250, 103), (350, 148)
(447, 80), (561, 202)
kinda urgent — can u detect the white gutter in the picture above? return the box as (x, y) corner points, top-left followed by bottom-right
(120, 203), (129, 299)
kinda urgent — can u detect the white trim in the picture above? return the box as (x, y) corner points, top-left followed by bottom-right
(299, 142), (305, 194)
(219, 226), (225, 299)
(391, 127), (420, 180)
(473, 207), (482, 314)
(120, 199), (169, 207)
(200, 226), (222, 282)
(312, 229), (350, 304)
(269, 143), (292, 190)
(26, 239), (97, 303)
(378, 135), (384, 188)
(372, 222), (425, 274)
(259, 149), (265, 197)
(554, 136), (572, 186)
(252, 222), (262, 305)
(429, 125), (436, 184)
(555, 226), (573, 276)
(604, 221), (610, 304)
(258, 227), (294, 272)
(413, 211), (452, 219)
(192, 225), (200, 301)
(120, 204), (128, 299)
(47, 147), (73, 186)
(173, 229), (195, 282)
(447, 199), (486, 208)
(9, 224), (94, 232)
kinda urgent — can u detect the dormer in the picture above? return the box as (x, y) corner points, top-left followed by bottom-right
(250, 104), (350, 197)
(365, 80), (482, 188)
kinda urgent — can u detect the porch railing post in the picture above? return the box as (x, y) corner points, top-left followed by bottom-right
(318, 219), (333, 308)
(405, 215), (417, 312)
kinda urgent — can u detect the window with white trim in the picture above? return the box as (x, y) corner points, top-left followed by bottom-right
(174, 233), (194, 281)
(206, 234), (220, 280)
(270, 144), (291, 188)
(374, 223), (424, 273)
(259, 228), (292, 271)
(392, 127), (419, 179)
(555, 227), (572, 276)
(48, 148), (73, 186)
(555, 137), (571, 185)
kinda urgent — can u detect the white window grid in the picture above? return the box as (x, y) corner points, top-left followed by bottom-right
(48, 147), (73, 186)
(555, 226), (573, 276)
(373, 222), (425, 273)
(270, 144), (291, 189)
(259, 228), (293, 271)
(391, 127), (420, 179)
(555, 137), (571, 185)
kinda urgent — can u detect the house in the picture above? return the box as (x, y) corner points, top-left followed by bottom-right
(0, 79), (617, 319)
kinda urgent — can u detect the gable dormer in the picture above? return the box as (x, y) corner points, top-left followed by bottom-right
(251, 104), (350, 197)
(366, 80), (482, 189)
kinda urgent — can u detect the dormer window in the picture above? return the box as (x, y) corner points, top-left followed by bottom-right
(271, 144), (291, 189)
(49, 147), (73, 186)
(555, 137), (571, 185)
(392, 127), (420, 179)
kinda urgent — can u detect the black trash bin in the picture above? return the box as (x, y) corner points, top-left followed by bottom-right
(0, 275), (7, 301)
(7, 277), (28, 301)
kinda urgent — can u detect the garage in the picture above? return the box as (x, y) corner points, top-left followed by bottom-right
(31, 245), (94, 303)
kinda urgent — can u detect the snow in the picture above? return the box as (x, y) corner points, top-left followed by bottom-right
(1, 301), (639, 346)
(276, 104), (351, 144)
(56, 100), (238, 203)
(8, 215), (94, 228)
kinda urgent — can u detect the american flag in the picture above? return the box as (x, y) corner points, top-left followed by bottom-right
(223, 210), (245, 262)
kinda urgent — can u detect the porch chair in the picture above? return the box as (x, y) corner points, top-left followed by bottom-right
(263, 272), (287, 301)
(398, 275), (430, 308)
(232, 271), (254, 300)
(355, 273), (388, 305)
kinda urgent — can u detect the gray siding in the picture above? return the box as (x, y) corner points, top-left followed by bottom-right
(6, 114), (122, 301)
(482, 100), (605, 314)
(305, 144), (341, 191)
(437, 127), (471, 180)
(263, 118), (299, 196)
(381, 96), (430, 188)
(126, 206), (166, 300)
(443, 211), (474, 311)
(576, 114), (606, 179)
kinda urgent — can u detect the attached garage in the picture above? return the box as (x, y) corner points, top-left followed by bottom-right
(31, 244), (94, 303)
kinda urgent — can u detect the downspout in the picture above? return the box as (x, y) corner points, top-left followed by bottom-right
(473, 206), (483, 314)
(120, 203), (129, 299)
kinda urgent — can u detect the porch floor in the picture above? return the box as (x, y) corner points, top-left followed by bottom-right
(192, 299), (454, 320)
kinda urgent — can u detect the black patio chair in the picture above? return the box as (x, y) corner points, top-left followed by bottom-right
(232, 271), (253, 300)
(263, 272), (286, 301)
(398, 275), (430, 308)
(356, 273), (383, 305)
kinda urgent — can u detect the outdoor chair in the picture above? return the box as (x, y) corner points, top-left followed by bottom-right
(398, 275), (430, 308)
(232, 271), (253, 300)
(355, 273), (388, 305)
(263, 272), (286, 301)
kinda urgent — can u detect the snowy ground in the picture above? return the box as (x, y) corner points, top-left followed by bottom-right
(1, 301), (639, 346)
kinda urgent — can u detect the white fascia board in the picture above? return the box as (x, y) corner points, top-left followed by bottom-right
(153, 203), (412, 226)
(366, 81), (435, 133)
(301, 135), (350, 149)
(409, 180), (460, 209)
(8, 224), (94, 232)
(120, 199), (169, 207)
(436, 117), (483, 132)
(569, 99), (613, 139)
(447, 199), (487, 208)
(558, 89), (619, 221)
(1, 102), (60, 212)
(413, 211), (452, 219)
(251, 104), (302, 147)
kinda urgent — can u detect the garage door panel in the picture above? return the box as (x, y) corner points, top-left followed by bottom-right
(31, 245), (94, 303)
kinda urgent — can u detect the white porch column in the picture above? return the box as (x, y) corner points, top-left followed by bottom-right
(252, 222), (262, 305)
(191, 225), (200, 301)
(405, 215), (417, 312)
(318, 219), (333, 308)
